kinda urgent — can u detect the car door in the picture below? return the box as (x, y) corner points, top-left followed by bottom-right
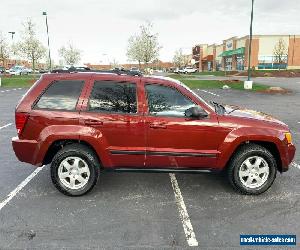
(79, 75), (146, 168)
(143, 79), (223, 169)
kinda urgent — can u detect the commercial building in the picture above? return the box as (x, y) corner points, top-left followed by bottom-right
(192, 35), (300, 71)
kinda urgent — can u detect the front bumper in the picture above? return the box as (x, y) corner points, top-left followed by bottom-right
(12, 136), (42, 166)
(281, 143), (296, 172)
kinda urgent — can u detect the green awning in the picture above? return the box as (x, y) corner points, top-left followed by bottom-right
(219, 47), (245, 57)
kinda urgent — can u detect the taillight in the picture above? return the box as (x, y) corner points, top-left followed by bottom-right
(15, 112), (29, 136)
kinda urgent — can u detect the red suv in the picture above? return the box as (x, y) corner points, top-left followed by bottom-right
(12, 70), (296, 196)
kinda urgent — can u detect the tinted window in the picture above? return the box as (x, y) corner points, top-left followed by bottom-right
(146, 84), (195, 117)
(36, 80), (84, 110)
(89, 81), (137, 113)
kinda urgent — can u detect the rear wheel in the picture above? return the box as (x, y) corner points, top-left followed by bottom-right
(227, 144), (277, 195)
(51, 144), (100, 196)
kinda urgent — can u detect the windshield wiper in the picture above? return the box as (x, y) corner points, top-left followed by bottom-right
(227, 107), (240, 114)
(211, 101), (226, 115)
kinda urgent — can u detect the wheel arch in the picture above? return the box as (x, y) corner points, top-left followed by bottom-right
(43, 139), (103, 168)
(223, 140), (282, 172)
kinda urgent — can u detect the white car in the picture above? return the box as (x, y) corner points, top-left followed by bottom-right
(183, 67), (197, 74)
(178, 68), (185, 74)
(9, 66), (31, 75)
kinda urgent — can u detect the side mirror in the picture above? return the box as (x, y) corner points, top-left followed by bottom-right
(185, 106), (208, 119)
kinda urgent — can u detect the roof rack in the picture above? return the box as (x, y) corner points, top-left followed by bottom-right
(51, 66), (143, 76)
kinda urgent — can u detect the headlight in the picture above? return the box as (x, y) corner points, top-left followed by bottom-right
(284, 132), (292, 144)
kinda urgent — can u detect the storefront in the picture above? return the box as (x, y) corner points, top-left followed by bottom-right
(201, 55), (214, 71)
(220, 47), (245, 71)
(236, 55), (245, 70)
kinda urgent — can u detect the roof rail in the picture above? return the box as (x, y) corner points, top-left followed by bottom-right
(51, 66), (143, 76)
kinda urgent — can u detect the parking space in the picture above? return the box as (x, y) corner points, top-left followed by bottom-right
(0, 87), (299, 248)
(0, 88), (25, 126)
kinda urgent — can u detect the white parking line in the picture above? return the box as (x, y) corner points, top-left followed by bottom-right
(291, 161), (300, 170)
(199, 89), (220, 97)
(0, 166), (45, 211)
(169, 173), (198, 247)
(0, 123), (12, 130)
(0, 88), (22, 93)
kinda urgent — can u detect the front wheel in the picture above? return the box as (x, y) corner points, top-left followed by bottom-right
(227, 144), (277, 195)
(51, 144), (100, 196)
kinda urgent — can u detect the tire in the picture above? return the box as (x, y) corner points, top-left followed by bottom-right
(227, 143), (277, 195)
(51, 144), (100, 196)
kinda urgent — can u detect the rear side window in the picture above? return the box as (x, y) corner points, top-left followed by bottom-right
(89, 81), (137, 113)
(35, 80), (84, 110)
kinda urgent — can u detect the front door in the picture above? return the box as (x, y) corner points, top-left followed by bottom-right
(80, 76), (145, 168)
(143, 81), (221, 169)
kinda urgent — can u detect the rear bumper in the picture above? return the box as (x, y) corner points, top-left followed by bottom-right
(281, 143), (296, 172)
(12, 136), (42, 166)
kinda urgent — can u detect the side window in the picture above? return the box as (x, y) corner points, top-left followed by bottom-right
(145, 84), (195, 117)
(35, 80), (84, 110)
(88, 81), (137, 114)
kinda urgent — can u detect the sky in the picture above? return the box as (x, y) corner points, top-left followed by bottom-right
(1, 0), (300, 65)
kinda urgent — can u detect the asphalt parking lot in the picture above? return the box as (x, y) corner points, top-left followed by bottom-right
(0, 83), (299, 249)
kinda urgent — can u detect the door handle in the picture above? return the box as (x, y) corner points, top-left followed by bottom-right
(84, 120), (103, 126)
(149, 123), (167, 129)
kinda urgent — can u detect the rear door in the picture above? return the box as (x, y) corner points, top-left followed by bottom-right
(79, 75), (146, 168)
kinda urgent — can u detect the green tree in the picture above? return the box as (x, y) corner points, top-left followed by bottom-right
(15, 19), (46, 70)
(0, 32), (10, 67)
(127, 22), (161, 68)
(173, 48), (190, 67)
(273, 38), (288, 69)
(58, 42), (81, 65)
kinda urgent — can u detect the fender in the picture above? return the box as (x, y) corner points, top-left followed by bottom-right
(216, 126), (286, 169)
(35, 125), (111, 167)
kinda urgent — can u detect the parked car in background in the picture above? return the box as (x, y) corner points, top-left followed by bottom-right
(178, 68), (186, 74)
(168, 67), (176, 73)
(9, 66), (31, 75)
(183, 67), (197, 74)
(129, 67), (141, 74)
(39, 69), (49, 74)
(173, 68), (180, 73)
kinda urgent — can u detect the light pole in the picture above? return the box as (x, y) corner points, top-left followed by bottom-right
(8, 31), (15, 40)
(8, 31), (16, 65)
(245, 0), (254, 89)
(247, 0), (254, 81)
(43, 11), (52, 71)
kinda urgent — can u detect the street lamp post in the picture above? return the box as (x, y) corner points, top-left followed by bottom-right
(247, 0), (254, 81)
(43, 11), (52, 71)
(244, 0), (254, 89)
(8, 31), (16, 65)
(8, 31), (15, 40)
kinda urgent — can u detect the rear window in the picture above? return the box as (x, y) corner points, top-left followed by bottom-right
(35, 80), (84, 110)
(88, 81), (137, 114)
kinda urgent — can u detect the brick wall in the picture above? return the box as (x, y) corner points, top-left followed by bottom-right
(244, 38), (259, 69)
(288, 36), (300, 68)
